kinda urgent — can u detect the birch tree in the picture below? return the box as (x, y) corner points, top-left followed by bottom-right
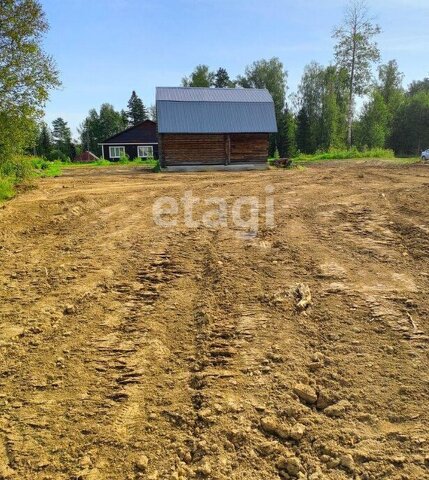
(333, 0), (380, 148)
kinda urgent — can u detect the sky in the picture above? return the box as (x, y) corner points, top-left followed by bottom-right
(40, 0), (429, 138)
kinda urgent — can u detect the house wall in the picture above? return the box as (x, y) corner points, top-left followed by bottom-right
(160, 133), (269, 166)
(102, 144), (159, 161)
(160, 134), (226, 166)
(229, 134), (269, 163)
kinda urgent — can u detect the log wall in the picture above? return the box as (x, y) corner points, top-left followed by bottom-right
(230, 134), (269, 163)
(160, 133), (269, 166)
(161, 134), (226, 165)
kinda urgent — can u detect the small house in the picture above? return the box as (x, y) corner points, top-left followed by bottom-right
(99, 119), (158, 161)
(156, 87), (277, 169)
(74, 151), (99, 163)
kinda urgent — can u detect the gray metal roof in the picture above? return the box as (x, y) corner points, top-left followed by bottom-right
(156, 87), (277, 134)
(156, 86), (274, 103)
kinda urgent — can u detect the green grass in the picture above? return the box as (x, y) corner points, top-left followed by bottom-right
(31, 158), (63, 177)
(62, 158), (159, 169)
(0, 177), (15, 201)
(292, 148), (396, 162)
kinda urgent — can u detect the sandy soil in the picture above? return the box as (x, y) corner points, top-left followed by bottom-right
(0, 161), (428, 480)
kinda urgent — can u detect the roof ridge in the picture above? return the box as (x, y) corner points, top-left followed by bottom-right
(156, 86), (269, 91)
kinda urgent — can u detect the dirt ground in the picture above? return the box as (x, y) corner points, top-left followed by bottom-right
(0, 160), (429, 480)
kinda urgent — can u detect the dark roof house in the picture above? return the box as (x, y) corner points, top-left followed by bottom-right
(99, 119), (158, 161)
(156, 87), (277, 170)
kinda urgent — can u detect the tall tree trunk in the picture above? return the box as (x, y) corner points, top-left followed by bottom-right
(347, 83), (354, 149)
(347, 31), (357, 149)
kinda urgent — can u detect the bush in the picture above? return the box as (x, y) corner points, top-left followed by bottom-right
(0, 177), (15, 201)
(93, 159), (111, 166)
(0, 155), (33, 181)
(46, 150), (70, 162)
(152, 160), (161, 172)
(293, 148), (395, 162)
(118, 152), (130, 164)
(0, 155), (34, 202)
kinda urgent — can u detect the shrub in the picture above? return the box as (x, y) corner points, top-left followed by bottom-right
(118, 152), (130, 164)
(152, 160), (161, 172)
(0, 155), (33, 181)
(46, 150), (70, 162)
(94, 159), (111, 166)
(0, 177), (15, 201)
(293, 148), (395, 162)
(273, 148), (280, 160)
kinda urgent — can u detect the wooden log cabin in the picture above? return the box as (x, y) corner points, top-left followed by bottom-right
(156, 87), (277, 169)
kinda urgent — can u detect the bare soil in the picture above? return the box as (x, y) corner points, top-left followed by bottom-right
(0, 161), (428, 480)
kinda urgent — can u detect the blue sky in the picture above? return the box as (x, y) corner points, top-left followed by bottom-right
(40, 0), (429, 138)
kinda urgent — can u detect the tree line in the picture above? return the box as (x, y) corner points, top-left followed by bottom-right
(2, 0), (429, 167)
(178, 2), (429, 157)
(35, 91), (155, 159)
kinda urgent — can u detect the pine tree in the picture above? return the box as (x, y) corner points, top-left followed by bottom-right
(127, 91), (147, 126)
(296, 108), (312, 154)
(213, 68), (234, 88)
(36, 122), (52, 157)
(52, 117), (72, 157)
(277, 108), (296, 158)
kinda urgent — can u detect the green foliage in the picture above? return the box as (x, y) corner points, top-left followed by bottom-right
(293, 148), (394, 162)
(332, 0), (381, 147)
(213, 68), (234, 88)
(46, 149), (70, 162)
(182, 65), (214, 87)
(118, 152), (130, 164)
(0, 154), (35, 201)
(273, 148), (280, 160)
(152, 160), (161, 173)
(237, 57), (288, 157)
(127, 90), (148, 125)
(93, 159), (111, 166)
(36, 122), (53, 157)
(277, 108), (297, 158)
(31, 157), (62, 177)
(52, 117), (73, 157)
(408, 78), (429, 96)
(377, 60), (404, 111)
(296, 63), (348, 153)
(79, 103), (127, 156)
(355, 90), (389, 148)
(0, 0), (60, 112)
(0, 177), (15, 201)
(0, 155), (33, 181)
(0, 0), (60, 165)
(237, 57), (287, 123)
(390, 90), (429, 156)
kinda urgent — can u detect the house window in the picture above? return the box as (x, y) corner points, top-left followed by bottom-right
(109, 146), (125, 158)
(137, 145), (154, 158)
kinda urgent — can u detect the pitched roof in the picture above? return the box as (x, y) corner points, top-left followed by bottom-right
(101, 119), (157, 144)
(156, 87), (274, 103)
(74, 151), (99, 162)
(156, 87), (277, 134)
